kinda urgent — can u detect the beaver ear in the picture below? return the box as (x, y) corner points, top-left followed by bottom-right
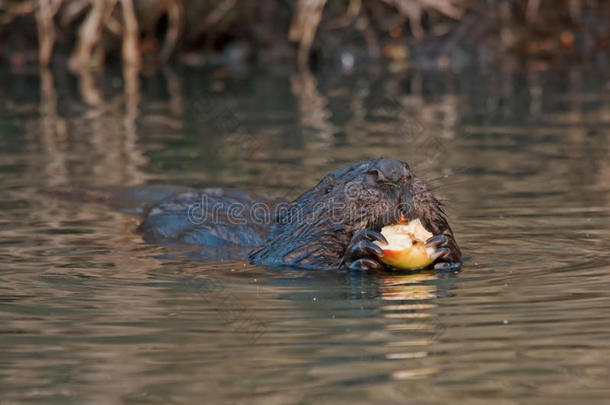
(315, 175), (335, 196)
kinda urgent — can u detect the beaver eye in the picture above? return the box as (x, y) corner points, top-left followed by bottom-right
(367, 169), (399, 188)
(366, 169), (387, 184)
(323, 178), (335, 194)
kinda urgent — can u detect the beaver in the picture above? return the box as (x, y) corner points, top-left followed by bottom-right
(138, 158), (461, 271)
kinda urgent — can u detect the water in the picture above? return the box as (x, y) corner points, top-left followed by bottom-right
(0, 64), (609, 404)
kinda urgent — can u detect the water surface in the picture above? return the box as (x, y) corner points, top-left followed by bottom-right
(0, 65), (609, 404)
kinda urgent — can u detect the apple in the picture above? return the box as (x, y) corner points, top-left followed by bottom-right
(374, 219), (436, 270)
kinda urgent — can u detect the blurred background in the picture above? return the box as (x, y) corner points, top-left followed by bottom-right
(1, 0), (609, 71)
(1, 1), (609, 404)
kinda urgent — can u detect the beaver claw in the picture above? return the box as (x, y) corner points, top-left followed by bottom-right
(426, 234), (461, 270)
(343, 229), (461, 271)
(425, 234), (450, 249)
(342, 229), (386, 271)
(433, 261), (461, 271)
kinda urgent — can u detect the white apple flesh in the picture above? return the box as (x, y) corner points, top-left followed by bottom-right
(374, 219), (436, 270)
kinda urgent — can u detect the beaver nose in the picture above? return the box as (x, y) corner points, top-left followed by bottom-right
(372, 158), (410, 183)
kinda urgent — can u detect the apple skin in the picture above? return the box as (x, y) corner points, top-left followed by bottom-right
(374, 219), (436, 270)
(379, 242), (435, 270)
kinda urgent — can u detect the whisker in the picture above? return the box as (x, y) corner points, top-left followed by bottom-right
(428, 178), (475, 192)
(426, 176), (453, 183)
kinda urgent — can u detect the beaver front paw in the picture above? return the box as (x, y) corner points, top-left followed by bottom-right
(342, 229), (387, 271)
(425, 234), (461, 270)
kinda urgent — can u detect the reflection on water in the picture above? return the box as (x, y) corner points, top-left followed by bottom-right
(380, 272), (444, 381)
(0, 63), (609, 404)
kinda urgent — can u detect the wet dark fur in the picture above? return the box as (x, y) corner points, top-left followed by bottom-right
(138, 158), (460, 269)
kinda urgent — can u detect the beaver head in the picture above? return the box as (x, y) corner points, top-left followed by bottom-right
(248, 157), (459, 269)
